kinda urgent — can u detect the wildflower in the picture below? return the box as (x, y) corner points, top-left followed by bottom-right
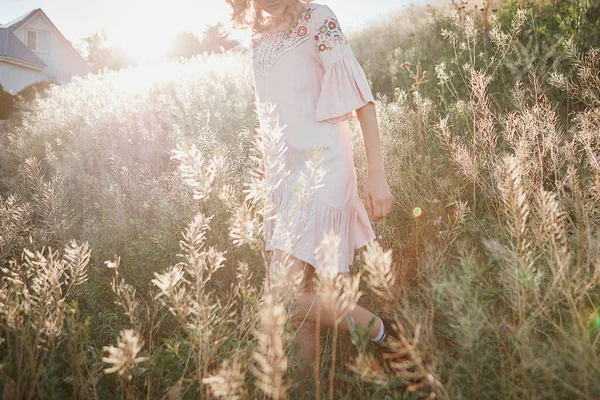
(105, 257), (120, 271)
(334, 273), (362, 318)
(435, 63), (450, 86)
(102, 329), (148, 380)
(152, 264), (185, 299)
(170, 143), (217, 201)
(251, 294), (288, 399)
(229, 202), (259, 247)
(315, 231), (341, 285)
(362, 241), (394, 301)
(203, 359), (246, 399)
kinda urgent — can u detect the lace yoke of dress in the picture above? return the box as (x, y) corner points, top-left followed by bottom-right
(251, 7), (316, 76)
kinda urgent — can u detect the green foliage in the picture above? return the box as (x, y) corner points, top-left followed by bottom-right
(78, 29), (138, 72)
(0, 80), (60, 122)
(0, 83), (16, 120)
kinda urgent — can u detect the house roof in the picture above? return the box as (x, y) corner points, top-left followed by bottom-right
(0, 27), (46, 68)
(3, 9), (39, 32)
(2, 8), (90, 72)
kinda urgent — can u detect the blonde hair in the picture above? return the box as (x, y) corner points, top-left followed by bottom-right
(225, 0), (307, 34)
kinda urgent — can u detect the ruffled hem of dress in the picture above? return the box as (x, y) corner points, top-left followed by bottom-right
(315, 56), (376, 124)
(264, 189), (376, 274)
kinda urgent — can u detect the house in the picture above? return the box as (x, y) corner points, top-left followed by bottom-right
(0, 8), (91, 95)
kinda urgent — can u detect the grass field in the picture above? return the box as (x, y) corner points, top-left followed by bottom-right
(1, 0), (600, 398)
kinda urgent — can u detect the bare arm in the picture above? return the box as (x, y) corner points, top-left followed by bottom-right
(356, 103), (385, 172)
(355, 103), (392, 223)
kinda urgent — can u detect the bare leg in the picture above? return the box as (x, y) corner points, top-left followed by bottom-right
(269, 250), (318, 380)
(295, 289), (383, 335)
(268, 250), (384, 378)
(293, 309), (317, 380)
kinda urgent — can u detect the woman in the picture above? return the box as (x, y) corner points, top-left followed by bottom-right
(226, 0), (394, 378)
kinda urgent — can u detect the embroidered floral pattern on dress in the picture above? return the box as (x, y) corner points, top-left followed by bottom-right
(251, 7), (315, 75)
(314, 16), (348, 53)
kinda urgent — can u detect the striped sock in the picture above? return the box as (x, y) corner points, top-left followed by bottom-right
(371, 317), (387, 343)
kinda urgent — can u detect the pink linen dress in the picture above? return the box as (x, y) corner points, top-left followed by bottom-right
(251, 2), (376, 273)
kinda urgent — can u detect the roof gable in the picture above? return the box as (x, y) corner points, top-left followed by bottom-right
(3, 9), (39, 32)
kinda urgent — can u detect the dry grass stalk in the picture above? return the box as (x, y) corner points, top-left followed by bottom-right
(150, 211), (234, 382)
(0, 194), (31, 262)
(314, 232), (363, 399)
(170, 143), (218, 201)
(362, 240), (395, 303)
(251, 293), (288, 400)
(0, 241), (90, 399)
(110, 271), (140, 327)
(19, 157), (73, 243)
(102, 328), (148, 400)
(497, 155), (530, 254)
(102, 329), (148, 379)
(347, 353), (388, 386)
(203, 357), (247, 399)
(471, 71), (497, 163)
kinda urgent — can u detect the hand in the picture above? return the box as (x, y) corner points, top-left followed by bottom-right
(363, 171), (392, 223)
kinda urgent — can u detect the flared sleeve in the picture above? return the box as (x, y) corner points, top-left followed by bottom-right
(313, 5), (375, 124)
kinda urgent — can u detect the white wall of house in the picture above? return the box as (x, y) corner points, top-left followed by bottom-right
(0, 61), (43, 94)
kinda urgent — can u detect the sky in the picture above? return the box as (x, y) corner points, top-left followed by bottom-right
(0, 0), (429, 60)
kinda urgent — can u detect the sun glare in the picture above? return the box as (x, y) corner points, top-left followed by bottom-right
(113, 31), (174, 62)
(103, 0), (231, 62)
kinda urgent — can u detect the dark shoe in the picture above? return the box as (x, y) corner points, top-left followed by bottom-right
(380, 316), (401, 342)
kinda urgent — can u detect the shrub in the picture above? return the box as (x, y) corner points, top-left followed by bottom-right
(15, 80), (60, 104)
(0, 84), (16, 120)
